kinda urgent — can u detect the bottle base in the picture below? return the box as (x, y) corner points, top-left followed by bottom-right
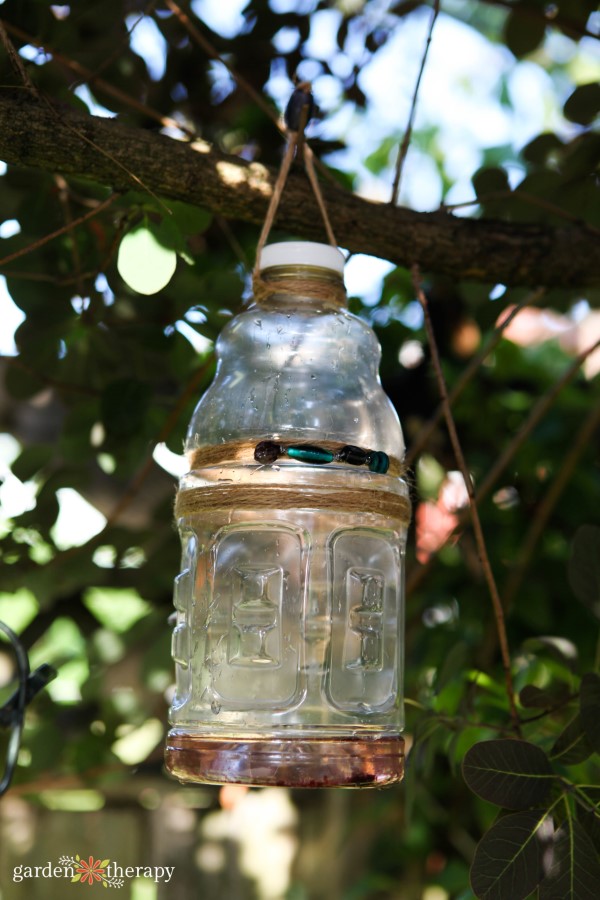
(165, 731), (404, 788)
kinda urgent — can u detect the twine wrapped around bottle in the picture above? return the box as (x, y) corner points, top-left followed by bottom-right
(187, 440), (405, 477)
(174, 439), (411, 525)
(252, 274), (348, 308)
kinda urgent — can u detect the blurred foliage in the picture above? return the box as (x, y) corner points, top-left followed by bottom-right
(0, 1), (599, 898)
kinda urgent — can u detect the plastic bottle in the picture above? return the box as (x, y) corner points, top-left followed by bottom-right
(165, 241), (409, 787)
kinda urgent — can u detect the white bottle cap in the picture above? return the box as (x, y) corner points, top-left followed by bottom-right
(259, 241), (345, 275)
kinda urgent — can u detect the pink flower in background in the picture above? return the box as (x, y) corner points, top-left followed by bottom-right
(500, 306), (600, 378)
(416, 472), (469, 564)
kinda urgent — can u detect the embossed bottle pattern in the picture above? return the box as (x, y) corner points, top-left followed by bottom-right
(230, 566), (281, 667)
(347, 570), (385, 671)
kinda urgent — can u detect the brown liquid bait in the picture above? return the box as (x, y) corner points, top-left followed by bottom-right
(165, 733), (405, 788)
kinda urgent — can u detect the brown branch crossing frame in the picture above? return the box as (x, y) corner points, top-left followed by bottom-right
(0, 94), (598, 288)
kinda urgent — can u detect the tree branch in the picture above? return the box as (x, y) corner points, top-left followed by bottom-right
(0, 93), (598, 288)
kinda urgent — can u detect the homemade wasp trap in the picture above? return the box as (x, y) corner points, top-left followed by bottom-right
(165, 239), (411, 787)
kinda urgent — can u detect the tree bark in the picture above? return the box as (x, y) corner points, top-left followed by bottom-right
(0, 93), (598, 288)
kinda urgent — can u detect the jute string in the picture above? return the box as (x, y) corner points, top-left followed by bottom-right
(252, 274), (347, 308)
(175, 485), (411, 525)
(251, 86), (342, 307)
(175, 440), (410, 525)
(188, 440), (406, 478)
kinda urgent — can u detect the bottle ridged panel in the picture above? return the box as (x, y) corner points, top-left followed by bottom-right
(327, 528), (400, 713)
(204, 522), (308, 711)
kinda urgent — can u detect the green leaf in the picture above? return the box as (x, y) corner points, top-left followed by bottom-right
(539, 820), (600, 900)
(436, 641), (469, 693)
(152, 214), (190, 257)
(84, 588), (151, 633)
(522, 636), (579, 670)
(522, 133), (564, 166)
(564, 83), (600, 127)
(504, 10), (545, 58)
(550, 716), (594, 766)
(578, 807), (600, 853)
(168, 201), (212, 235)
(472, 167), (510, 200)
(117, 219), (177, 295)
(580, 673), (600, 753)
(560, 133), (600, 181)
(519, 684), (570, 710)
(568, 526), (600, 621)
(364, 136), (397, 175)
(3, 361), (45, 400)
(463, 740), (554, 809)
(100, 378), (150, 439)
(470, 809), (549, 900)
(10, 444), (54, 482)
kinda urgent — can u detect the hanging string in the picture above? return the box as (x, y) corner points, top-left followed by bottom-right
(252, 82), (339, 302)
(173, 86), (410, 524)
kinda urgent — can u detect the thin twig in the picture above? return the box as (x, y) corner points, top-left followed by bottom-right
(390, 1), (440, 206)
(0, 355), (98, 396)
(405, 287), (546, 466)
(0, 18), (38, 94)
(0, 269), (104, 285)
(216, 217), (249, 268)
(502, 401), (600, 611)
(2, 21), (199, 140)
(0, 194), (118, 269)
(412, 264), (521, 733)
(1, 210), (125, 288)
(519, 693), (578, 725)
(69, 0), (159, 90)
(441, 190), (600, 238)
(54, 175), (85, 297)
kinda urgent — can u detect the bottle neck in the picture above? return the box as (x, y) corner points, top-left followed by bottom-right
(252, 264), (347, 311)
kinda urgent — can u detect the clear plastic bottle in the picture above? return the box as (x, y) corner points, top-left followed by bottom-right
(165, 242), (409, 787)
